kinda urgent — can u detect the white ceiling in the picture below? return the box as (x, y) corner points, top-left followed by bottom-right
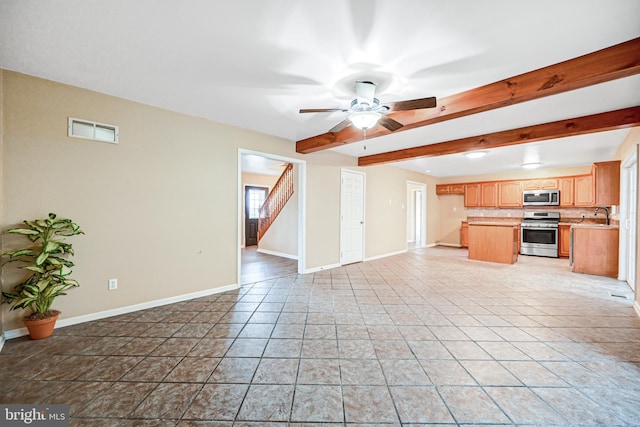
(1, 0), (639, 177)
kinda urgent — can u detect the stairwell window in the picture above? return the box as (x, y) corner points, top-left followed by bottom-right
(68, 117), (119, 144)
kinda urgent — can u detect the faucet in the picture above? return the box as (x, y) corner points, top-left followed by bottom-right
(594, 206), (610, 225)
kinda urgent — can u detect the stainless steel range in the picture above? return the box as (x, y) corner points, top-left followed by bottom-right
(520, 211), (560, 258)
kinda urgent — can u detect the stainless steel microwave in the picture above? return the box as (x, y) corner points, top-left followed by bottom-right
(522, 189), (559, 206)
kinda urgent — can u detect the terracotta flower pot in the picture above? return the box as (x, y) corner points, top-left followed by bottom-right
(24, 313), (59, 340)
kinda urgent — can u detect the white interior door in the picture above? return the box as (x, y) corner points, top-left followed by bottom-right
(341, 170), (365, 265)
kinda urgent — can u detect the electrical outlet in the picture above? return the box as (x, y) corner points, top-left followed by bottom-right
(108, 278), (118, 291)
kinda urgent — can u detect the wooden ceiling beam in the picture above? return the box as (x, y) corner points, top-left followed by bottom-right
(296, 37), (640, 154)
(357, 107), (640, 166)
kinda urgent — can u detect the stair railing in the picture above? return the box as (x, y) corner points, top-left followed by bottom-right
(258, 163), (294, 241)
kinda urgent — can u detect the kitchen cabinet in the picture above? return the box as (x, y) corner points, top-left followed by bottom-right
(464, 183), (481, 207)
(574, 174), (594, 206)
(523, 179), (558, 190)
(593, 161), (620, 206)
(571, 225), (619, 277)
(558, 224), (571, 258)
(481, 182), (498, 207)
(461, 221), (468, 248)
(498, 181), (522, 207)
(468, 223), (519, 264)
(559, 178), (575, 207)
(436, 184), (465, 195)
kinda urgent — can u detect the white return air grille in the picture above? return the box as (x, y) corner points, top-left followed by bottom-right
(68, 117), (119, 144)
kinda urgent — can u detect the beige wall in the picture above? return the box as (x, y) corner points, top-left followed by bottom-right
(1, 70), (437, 332)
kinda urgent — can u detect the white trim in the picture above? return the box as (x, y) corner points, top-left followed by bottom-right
(424, 243), (437, 248)
(634, 300), (640, 318)
(619, 150), (637, 289)
(0, 334), (5, 353)
(238, 149), (307, 279)
(3, 283), (239, 340)
(437, 242), (463, 248)
(364, 249), (407, 262)
(256, 248), (298, 260)
(303, 263), (342, 274)
(407, 180), (428, 249)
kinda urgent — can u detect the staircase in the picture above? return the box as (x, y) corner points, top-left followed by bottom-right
(258, 163), (294, 242)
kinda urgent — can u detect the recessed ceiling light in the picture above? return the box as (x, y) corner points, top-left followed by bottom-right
(522, 162), (542, 169)
(464, 151), (487, 159)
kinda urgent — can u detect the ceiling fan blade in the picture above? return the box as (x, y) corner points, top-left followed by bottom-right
(385, 96), (437, 112)
(378, 116), (404, 132)
(299, 108), (347, 113)
(329, 118), (352, 133)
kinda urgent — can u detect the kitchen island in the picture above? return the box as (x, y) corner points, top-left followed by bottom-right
(468, 222), (520, 264)
(571, 224), (619, 277)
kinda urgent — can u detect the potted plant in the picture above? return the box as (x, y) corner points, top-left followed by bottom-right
(1, 213), (84, 339)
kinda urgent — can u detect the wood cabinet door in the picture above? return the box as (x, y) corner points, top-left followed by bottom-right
(539, 179), (558, 189)
(593, 161), (621, 206)
(574, 175), (594, 206)
(498, 181), (522, 207)
(558, 224), (571, 257)
(436, 184), (449, 195)
(460, 223), (468, 248)
(464, 183), (481, 207)
(559, 178), (575, 206)
(481, 182), (498, 207)
(522, 180), (539, 190)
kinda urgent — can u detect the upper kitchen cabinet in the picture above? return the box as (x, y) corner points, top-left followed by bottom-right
(464, 183), (481, 207)
(436, 184), (465, 195)
(498, 181), (522, 207)
(559, 178), (575, 206)
(593, 161), (620, 206)
(481, 182), (498, 207)
(574, 174), (594, 206)
(522, 179), (558, 190)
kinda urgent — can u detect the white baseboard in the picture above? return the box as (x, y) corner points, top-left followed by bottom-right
(436, 242), (463, 248)
(0, 333), (5, 353)
(634, 300), (640, 318)
(424, 243), (437, 248)
(365, 249), (407, 262)
(3, 283), (239, 340)
(257, 248), (298, 260)
(303, 263), (341, 274)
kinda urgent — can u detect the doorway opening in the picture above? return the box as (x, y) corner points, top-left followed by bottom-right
(238, 149), (306, 284)
(407, 181), (427, 250)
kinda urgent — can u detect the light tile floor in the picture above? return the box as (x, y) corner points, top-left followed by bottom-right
(1, 246), (639, 426)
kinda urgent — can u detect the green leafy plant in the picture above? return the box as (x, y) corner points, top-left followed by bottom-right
(2, 213), (84, 320)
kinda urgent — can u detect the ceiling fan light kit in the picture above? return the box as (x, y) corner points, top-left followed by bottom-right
(300, 80), (436, 134)
(349, 111), (382, 130)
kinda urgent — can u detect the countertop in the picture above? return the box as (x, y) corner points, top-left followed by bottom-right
(468, 221), (520, 227)
(570, 223), (619, 230)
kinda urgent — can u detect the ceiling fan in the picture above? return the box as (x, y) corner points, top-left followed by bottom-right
(299, 80), (437, 133)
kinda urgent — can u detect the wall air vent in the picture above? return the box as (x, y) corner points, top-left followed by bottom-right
(68, 117), (119, 144)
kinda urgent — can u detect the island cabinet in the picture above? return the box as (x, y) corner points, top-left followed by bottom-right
(468, 223), (519, 264)
(558, 224), (571, 257)
(498, 181), (522, 207)
(572, 225), (619, 277)
(559, 178), (575, 206)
